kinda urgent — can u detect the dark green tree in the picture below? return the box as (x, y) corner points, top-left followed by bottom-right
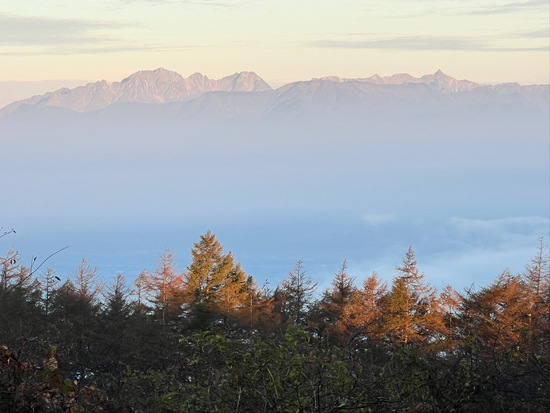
(274, 260), (317, 326)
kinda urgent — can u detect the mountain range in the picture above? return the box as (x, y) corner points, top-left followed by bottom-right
(0, 69), (271, 115)
(1, 68), (548, 118)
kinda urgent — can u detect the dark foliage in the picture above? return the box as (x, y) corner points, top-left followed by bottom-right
(1, 233), (549, 411)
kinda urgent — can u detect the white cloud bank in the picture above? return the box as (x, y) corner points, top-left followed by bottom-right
(449, 216), (549, 240)
(362, 213), (396, 226)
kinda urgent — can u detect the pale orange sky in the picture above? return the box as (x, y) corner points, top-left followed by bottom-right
(1, 1), (548, 88)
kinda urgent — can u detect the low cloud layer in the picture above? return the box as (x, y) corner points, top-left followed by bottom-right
(119, 0), (249, 6)
(309, 34), (548, 52)
(0, 14), (122, 47)
(362, 213), (396, 226)
(449, 216), (549, 241)
(463, 0), (548, 15)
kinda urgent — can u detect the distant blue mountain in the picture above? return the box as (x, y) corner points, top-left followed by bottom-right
(1, 68), (547, 119)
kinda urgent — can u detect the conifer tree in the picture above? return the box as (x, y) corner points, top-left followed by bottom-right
(522, 237), (550, 355)
(237, 277), (276, 328)
(132, 269), (150, 314)
(73, 258), (101, 306)
(274, 260), (317, 326)
(342, 271), (387, 342)
(439, 284), (461, 348)
(49, 278), (95, 383)
(524, 237), (550, 297)
(0, 248), (20, 293)
(321, 260), (355, 322)
(0, 251), (41, 341)
(142, 249), (184, 325)
(215, 262), (254, 315)
(68, 258), (103, 346)
(460, 269), (534, 361)
(385, 246), (441, 346)
(104, 273), (131, 320)
(98, 273), (133, 380)
(187, 231), (232, 309)
(185, 231), (253, 321)
(39, 268), (59, 319)
(319, 260), (356, 340)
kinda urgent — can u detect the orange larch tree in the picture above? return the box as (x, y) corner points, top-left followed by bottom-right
(185, 231), (255, 323)
(319, 260), (357, 341)
(341, 271), (387, 344)
(384, 246), (443, 347)
(141, 249), (185, 325)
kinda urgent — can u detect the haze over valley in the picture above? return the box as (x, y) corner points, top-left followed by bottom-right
(1, 68), (548, 290)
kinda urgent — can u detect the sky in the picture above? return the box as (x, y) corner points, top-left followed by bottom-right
(0, 0), (548, 95)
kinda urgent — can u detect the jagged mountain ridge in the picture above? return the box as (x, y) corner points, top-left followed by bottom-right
(0, 68), (548, 118)
(316, 69), (478, 93)
(0, 68), (272, 115)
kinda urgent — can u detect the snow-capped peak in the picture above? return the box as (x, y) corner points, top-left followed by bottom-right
(0, 69), (273, 114)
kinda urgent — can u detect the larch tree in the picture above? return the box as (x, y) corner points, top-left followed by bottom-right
(0, 248), (20, 293)
(104, 273), (131, 321)
(98, 273), (132, 374)
(49, 272), (102, 386)
(524, 237), (549, 297)
(69, 258), (103, 341)
(142, 249), (184, 325)
(319, 260), (356, 341)
(39, 268), (59, 319)
(186, 231), (252, 320)
(385, 246), (441, 346)
(0, 250), (41, 342)
(342, 271), (387, 343)
(522, 237), (550, 355)
(216, 263), (256, 317)
(73, 258), (101, 307)
(439, 284), (461, 349)
(38, 267), (62, 340)
(132, 269), (150, 314)
(460, 269), (531, 359)
(274, 260), (317, 326)
(237, 277), (277, 329)
(321, 260), (356, 321)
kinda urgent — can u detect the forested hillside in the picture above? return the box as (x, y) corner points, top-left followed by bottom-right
(1, 230), (549, 412)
